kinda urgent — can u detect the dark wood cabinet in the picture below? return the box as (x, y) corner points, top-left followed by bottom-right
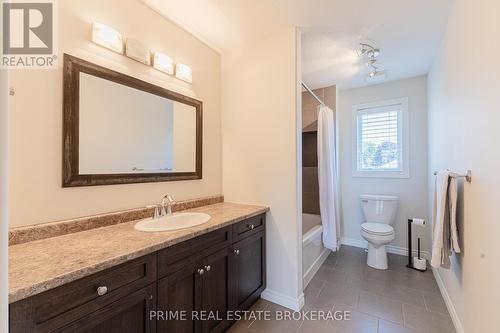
(232, 232), (266, 310)
(157, 261), (201, 333)
(233, 214), (264, 242)
(201, 247), (233, 333)
(157, 247), (233, 333)
(56, 284), (156, 333)
(10, 214), (266, 333)
(9, 254), (157, 333)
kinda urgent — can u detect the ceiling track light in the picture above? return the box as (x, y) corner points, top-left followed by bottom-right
(367, 57), (379, 77)
(358, 43), (380, 58)
(366, 58), (377, 67)
(367, 49), (380, 59)
(358, 42), (386, 82)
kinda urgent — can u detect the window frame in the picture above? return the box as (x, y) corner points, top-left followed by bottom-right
(352, 97), (410, 178)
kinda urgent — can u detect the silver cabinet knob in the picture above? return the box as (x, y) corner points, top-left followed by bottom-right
(197, 268), (205, 275)
(234, 249), (240, 255)
(97, 286), (108, 296)
(204, 265), (211, 272)
(248, 224), (255, 230)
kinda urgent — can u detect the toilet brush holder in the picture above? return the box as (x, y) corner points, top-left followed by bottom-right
(406, 218), (427, 272)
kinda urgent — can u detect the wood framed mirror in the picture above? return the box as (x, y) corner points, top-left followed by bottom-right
(62, 54), (202, 187)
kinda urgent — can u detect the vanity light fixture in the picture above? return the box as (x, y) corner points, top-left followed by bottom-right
(153, 52), (174, 75)
(125, 38), (151, 65)
(92, 22), (124, 54)
(89, 23), (193, 83)
(175, 63), (193, 83)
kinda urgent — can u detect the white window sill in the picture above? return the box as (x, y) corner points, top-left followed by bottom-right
(352, 170), (410, 179)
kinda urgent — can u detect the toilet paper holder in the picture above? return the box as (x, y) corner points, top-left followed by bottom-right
(406, 218), (427, 272)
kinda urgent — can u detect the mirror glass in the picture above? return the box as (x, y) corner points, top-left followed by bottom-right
(78, 73), (197, 174)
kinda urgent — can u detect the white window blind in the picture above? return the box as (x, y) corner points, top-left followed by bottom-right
(353, 98), (409, 178)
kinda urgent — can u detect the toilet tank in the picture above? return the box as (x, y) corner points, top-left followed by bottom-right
(360, 194), (399, 224)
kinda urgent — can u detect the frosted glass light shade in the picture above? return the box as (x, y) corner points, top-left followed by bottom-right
(175, 63), (192, 83)
(125, 38), (151, 65)
(153, 52), (174, 75)
(92, 22), (123, 54)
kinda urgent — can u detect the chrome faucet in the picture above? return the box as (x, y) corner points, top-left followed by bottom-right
(152, 194), (175, 219)
(153, 204), (165, 219)
(161, 194), (175, 215)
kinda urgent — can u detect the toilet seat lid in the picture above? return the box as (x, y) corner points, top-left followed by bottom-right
(361, 223), (394, 235)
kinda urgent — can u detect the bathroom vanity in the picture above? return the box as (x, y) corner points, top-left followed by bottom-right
(8, 55), (267, 332)
(9, 203), (267, 333)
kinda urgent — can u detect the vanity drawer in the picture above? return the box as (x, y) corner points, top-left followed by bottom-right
(10, 253), (156, 333)
(233, 214), (265, 241)
(158, 226), (232, 278)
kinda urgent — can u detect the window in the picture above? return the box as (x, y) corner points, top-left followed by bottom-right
(352, 98), (409, 178)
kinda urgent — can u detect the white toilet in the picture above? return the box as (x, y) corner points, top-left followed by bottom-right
(360, 194), (399, 270)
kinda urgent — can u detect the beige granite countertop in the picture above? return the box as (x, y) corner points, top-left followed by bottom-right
(9, 202), (268, 303)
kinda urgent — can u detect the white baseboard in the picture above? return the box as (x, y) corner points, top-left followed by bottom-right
(431, 267), (464, 333)
(261, 289), (305, 311)
(303, 248), (330, 289)
(341, 237), (431, 260)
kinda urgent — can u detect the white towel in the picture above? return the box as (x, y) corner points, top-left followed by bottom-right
(431, 171), (450, 268)
(431, 170), (462, 268)
(448, 176), (461, 253)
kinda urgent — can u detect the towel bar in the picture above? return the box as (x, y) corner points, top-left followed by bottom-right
(433, 170), (472, 183)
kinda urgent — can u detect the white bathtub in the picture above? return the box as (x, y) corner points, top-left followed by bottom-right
(302, 213), (330, 288)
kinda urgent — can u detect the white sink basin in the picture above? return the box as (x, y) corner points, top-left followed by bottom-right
(134, 212), (211, 232)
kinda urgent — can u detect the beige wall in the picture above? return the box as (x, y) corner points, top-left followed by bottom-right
(222, 28), (303, 310)
(339, 76), (429, 251)
(1, 69), (9, 332)
(427, 0), (500, 331)
(8, 0), (221, 227)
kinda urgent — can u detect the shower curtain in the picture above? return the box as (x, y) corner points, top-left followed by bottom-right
(317, 105), (340, 251)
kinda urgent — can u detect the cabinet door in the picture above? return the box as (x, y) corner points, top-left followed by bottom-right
(201, 247), (233, 333)
(158, 261), (202, 333)
(232, 232), (266, 311)
(55, 284), (156, 333)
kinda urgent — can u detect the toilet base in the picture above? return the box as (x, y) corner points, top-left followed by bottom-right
(367, 243), (388, 270)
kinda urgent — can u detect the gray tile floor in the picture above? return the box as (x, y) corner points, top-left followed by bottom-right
(228, 246), (456, 333)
